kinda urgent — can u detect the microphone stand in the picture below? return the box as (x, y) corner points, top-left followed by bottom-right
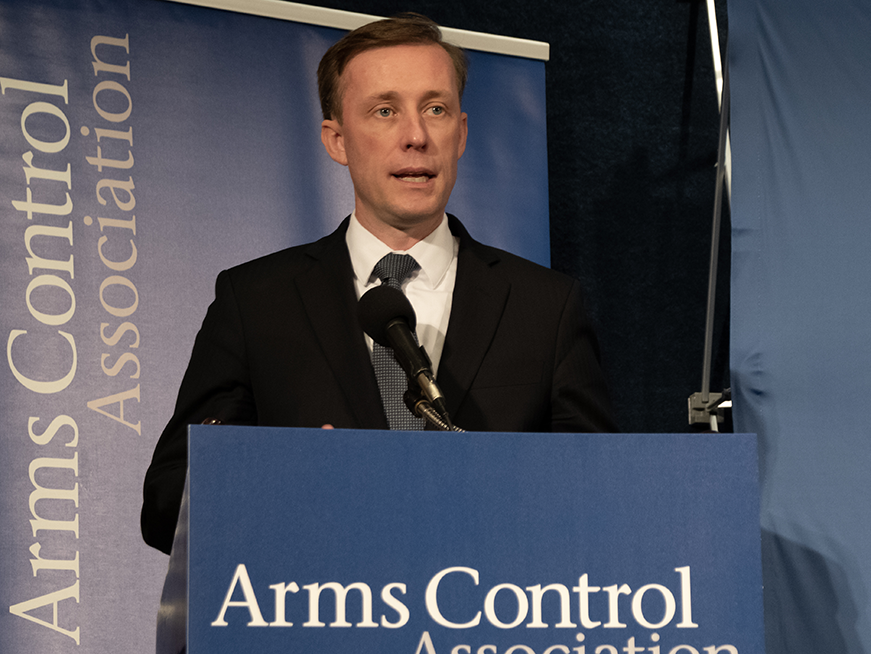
(404, 389), (464, 432)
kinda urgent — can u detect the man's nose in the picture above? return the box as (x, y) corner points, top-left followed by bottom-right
(401, 113), (428, 150)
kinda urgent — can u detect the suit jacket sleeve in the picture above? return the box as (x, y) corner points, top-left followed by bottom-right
(141, 268), (256, 554)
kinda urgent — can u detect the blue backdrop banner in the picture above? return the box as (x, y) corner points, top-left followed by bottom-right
(0, 1), (549, 651)
(729, 0), (871, 652)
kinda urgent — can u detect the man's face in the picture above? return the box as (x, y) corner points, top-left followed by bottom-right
(321, 44), (468, 242)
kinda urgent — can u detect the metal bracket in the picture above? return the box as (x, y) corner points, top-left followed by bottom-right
(688, 389), (731, 430)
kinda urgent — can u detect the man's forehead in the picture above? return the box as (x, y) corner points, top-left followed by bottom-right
(341, 44), (459, 93)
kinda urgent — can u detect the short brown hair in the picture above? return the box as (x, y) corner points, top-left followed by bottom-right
(317, 13), (468, 122)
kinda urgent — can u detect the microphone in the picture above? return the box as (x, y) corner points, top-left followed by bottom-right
(358, 285), (453, 428)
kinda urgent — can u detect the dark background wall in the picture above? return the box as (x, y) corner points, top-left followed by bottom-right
(292, 0), (730, 433)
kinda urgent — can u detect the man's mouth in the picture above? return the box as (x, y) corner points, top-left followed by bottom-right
(394, 170), (434, 183)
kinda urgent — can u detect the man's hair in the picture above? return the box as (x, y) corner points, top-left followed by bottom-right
(317, 13), (468, 122)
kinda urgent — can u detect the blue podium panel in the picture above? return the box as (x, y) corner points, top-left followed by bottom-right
(188, 428), (763, 654)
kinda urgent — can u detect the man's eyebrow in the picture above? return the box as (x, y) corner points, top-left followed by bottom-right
(419, 89), (452, 102)
(367, 90), (400, 103)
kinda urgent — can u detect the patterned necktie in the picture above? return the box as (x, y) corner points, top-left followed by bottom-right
(371, 253), (425, 430)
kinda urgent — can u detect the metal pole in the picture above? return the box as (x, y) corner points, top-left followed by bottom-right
(701, 47), (729, 404)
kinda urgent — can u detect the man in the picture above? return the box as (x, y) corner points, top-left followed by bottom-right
(141, 14), (616, 555)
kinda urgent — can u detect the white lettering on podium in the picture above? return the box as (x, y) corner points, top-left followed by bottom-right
(426, 566), (482, 628)
(212, 564), (268, 627)
(210, 566), (697, 633)
(213, 565), (409, 628)
(410, 632), (739, 654)
(381, 582), (410, 628)
(527, 584), (576, 629)
(268, 581), (299, 626)
(675, 566), (698, 627)
(303, 581), (379, 627)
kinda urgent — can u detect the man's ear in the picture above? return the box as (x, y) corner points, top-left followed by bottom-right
(321, 119), (348, 166)
(457, 112), (468, 159)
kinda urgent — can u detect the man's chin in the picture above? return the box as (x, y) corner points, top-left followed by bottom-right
(390, 210), (445, 231)
(356, 201), (447, 239)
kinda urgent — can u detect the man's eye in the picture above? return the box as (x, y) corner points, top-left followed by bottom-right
(430, 106), (444, 115)
(378, 108), (392, 117)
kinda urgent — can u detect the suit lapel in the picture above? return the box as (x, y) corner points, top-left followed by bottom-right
(438, 218), (510, 419)
(295, 221), (388, 429)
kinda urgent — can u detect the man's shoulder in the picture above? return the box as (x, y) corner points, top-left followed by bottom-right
(219, 220), (349, 287)
(224, 242), (312, 278)
(453, 218), (575, 293)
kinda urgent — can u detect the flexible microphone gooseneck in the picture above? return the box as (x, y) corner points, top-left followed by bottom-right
(358, 285), (454, 430)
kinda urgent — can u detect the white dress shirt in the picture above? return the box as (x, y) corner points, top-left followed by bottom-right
(346, 213), (458, 376)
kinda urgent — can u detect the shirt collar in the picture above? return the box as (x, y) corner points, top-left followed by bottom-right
(346, 213), (455, 289)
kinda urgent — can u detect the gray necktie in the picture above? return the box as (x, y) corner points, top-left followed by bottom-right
(371, 253), (425, 430)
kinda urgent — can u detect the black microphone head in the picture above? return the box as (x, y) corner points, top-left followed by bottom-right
(358, 285), (417, 347)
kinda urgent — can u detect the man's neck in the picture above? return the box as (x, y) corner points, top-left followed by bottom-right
(355, 211), (442, 251)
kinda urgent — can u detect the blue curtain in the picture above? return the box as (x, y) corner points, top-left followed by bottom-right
(729, 1), (871, 651)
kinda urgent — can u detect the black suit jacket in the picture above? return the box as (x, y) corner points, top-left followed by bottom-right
(141, 216), (615, 553)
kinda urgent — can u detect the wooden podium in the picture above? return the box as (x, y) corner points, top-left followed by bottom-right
(159, 427), (764, 654)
